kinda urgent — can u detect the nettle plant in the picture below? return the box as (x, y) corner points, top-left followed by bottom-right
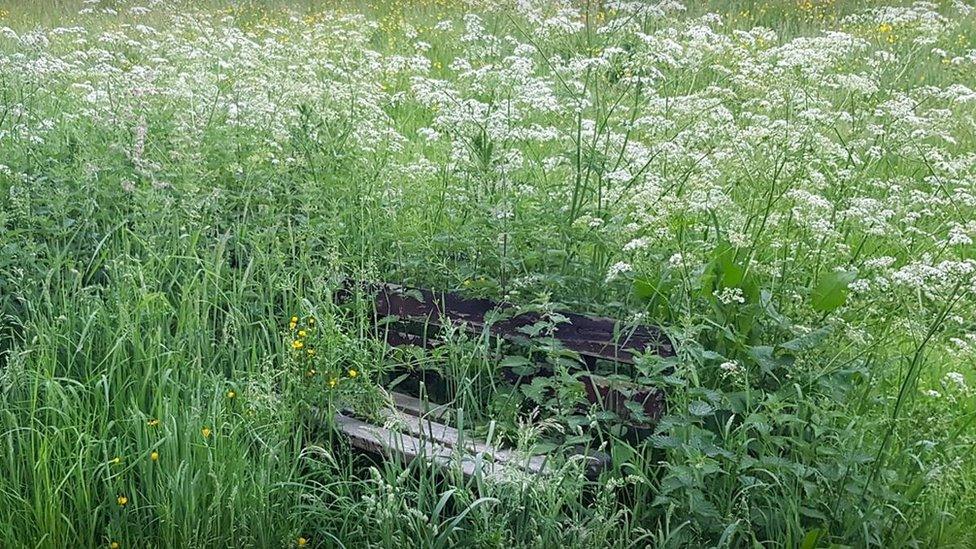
(624, 240), (861, 537)
(617, 229), (973, 543)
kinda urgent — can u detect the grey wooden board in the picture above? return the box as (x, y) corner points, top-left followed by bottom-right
(382, 393), (548, 474)
(335, 413), (490, 477)
(390, 391), (452, 420)
(335, 392), (607, 478)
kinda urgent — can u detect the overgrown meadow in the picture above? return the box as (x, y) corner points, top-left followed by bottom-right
(1, 0), (975, 546)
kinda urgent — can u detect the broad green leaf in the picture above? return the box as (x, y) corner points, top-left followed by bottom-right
(500, 356), (537, 376)
(689, 400), (714, 416)
(811, 270), (856, 312)
(633, 277), (656, 300)
(779, 325), (833, 353)
(800, 528), (825, 549)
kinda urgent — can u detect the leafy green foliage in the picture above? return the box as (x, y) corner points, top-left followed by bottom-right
(0, 0), (974, 548)
(811, 270), (857, 313)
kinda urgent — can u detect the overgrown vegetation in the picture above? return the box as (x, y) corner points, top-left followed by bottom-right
(1, 0), (974, 546)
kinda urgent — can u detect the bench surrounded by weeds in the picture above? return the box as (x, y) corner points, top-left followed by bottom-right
(333, 282), (675, 478)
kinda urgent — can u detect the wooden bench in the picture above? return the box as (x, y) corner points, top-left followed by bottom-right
(334, 282), (673, 478)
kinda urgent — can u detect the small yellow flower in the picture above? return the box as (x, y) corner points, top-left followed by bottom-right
(147, 418), (159, 427)
(227, 390), (236, 399)
(117, 495), (128, 506)
(306, 368), (316, 377)
(328, 377), (338, 388)
(297, 537), (308, 547)
(202, 427), (212, 438)
(290, 316), (298, 323)
(298, 330), (307, 338)
(110, 542), (120, 549)
(292, 340), (304, 350)
(150, 451), (159, 462)
(308, 317), (315, 325)
(110, 456), (121, 465)
(347, 369), (358, 378)
(306, 349), (315, 356)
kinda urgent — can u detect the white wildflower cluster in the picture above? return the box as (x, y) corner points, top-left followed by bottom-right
(0, 0), (973, 367)
(719, 360), (744, 382)
(605, 261), (633, 283)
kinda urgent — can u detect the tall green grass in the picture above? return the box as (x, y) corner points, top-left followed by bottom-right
(1, 0), (974, 547)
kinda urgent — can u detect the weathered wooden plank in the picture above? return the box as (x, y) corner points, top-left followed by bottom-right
(337, 407), (607, 478)
(383, 393), (549, 474)
(390, 391), (452, 420)
(335, 413), (485, 477)
(360, 282), (674, 364)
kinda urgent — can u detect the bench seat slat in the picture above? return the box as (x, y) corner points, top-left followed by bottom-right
(335, 413), (487, 477)
(383, 393), (549, 474)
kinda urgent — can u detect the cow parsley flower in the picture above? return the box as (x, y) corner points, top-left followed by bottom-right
(605, 261), (632, 283)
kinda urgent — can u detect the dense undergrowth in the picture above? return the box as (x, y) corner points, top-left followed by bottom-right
(1, 0), (975, 547)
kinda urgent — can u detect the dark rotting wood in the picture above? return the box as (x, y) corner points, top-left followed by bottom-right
(356, 282), (674, 364)
(580, 375), (666, 424)
(381, 326), (668, 424)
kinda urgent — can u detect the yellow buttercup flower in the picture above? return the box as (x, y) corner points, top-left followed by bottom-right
(292, 340), (304, 350)
(328, 377), (337, 388)
(297, 537), (308, 547)
(117, 495), (128, 506)
(202, 427), (212, 438)
(147, 418), (159, 427)
(110, 456), (121, 465)
(298, 330), (307, 338)
(348, 369), (358, 378)
(110, 542), (120, 549)
(227, 390), (236, 399)
(306, 348), (315, 356)
(290, 316), (298, 323)
(150, 451), (159, 462)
